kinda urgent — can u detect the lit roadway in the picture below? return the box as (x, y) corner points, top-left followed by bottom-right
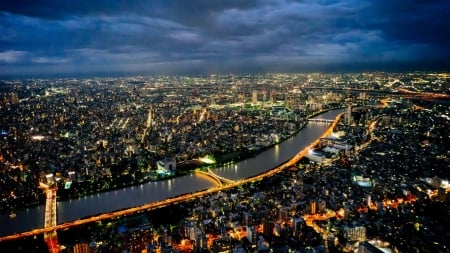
(0, 113), (344, 243)
(303, 87), (450, 100)
(40, 182), (60, 253)
(42, 184), (57, 229)
(141, 106), (153, 144)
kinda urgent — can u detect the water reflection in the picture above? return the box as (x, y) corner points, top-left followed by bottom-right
(274, 144), (280, 161)
(0, 109), (342, 237)
(168, 179), (172, 191)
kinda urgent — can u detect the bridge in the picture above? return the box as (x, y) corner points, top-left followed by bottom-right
(0, 112), (345, 245)
(301, 87), (450, 100)
(307, 118), (334, 124)
(40, 182), (60, 253)
(195, 168), (235, 186)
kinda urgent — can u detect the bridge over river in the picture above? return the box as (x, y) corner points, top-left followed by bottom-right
(196, 168), (236, 187)
(0, 109), (344, 249)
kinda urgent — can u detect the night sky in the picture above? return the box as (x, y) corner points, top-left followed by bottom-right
(1, 0), (449, 77)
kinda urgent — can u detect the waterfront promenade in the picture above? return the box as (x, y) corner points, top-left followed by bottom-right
(0, 113), (343, 243)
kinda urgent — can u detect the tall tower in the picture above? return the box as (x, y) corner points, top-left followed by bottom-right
(345, 103), (352, 126)
(310, 200), (317, 215)
(270, 90), (276, 104)
(252, 90), (258, 104)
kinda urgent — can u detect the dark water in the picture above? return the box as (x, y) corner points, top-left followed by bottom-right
(0, 109), (342, 236)
(214, 110), (341, 180)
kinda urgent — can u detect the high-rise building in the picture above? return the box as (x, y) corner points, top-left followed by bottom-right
(310, 200), (317, 215)
(345, 103), (352, 125)
(262, 89), (267, 104)
(366, 194), (372, 208)
(270, 91), (276, 104)
(292, 217), (304, 237)
(73, 243), (90, 253)
(343, 225), (366, 242)
(252, 90), (258, 104)
(318, 199), (327, 213)
(194, 228), (207, 250)
(243, 212), (253, 227)
(278, 206), (289, 222)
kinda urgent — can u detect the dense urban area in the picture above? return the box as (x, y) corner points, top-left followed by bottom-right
(0, 72), (449, 253)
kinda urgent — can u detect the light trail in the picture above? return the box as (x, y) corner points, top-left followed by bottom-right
(141, 106), (153, 143)
(0, 113), (344, 243)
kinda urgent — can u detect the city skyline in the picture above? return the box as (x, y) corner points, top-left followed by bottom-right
(1, 0), (450, 78)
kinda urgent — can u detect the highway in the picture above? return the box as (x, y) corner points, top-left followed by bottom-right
(2, 92), (444, 249)
(0, 113), (343, 243)
(302, 87), (450, 100)
(40, 183), (60, 252)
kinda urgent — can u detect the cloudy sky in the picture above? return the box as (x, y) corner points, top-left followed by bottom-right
(0, 0), (449, 77)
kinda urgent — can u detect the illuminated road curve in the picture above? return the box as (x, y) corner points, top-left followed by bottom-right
(205, 168), (235, 185)
(195, 168), (235, 187)
(0, 113), (343, 243)
(195, 169), (225, 187)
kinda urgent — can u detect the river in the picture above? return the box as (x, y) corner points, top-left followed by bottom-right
(0, 109), (343, 237)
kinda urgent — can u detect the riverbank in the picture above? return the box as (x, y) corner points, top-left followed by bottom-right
(209, 106), (344, 167)
(0, 109), (343, 241)
(4, 106), (346, 215)
(2, 118), (306, 214)
(0, 110), (345, 242)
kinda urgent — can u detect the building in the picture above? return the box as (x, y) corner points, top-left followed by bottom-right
(243, 212), (253, 227)
(292, 217), (305, 237)
(345, 103), (352, 125)
(211, 237), (234, 253)
(73, 243), (90, 253)
(157, 157), (176, 173)
(310, 200), (317, 215)
(252, 90), (258, 104)
(343, 225), (366, 242)
(317, 199), (327, 213)
(358, 241), (390, 253)
(278, 206), (289, 222)
(194, 228), (207, 250)
(45, 173), (55, 186)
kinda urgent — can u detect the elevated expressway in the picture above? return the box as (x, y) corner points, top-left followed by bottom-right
(0, 113), (344, 247)
(302, 87), (450, 100)
(40, 182), (60, 253)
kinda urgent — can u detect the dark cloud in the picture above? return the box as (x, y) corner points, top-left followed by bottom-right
(0, 0), (146, 19)
(360, 0), (450, 44)
(0, 0), (263, 22)
(0, 0), (449, 77)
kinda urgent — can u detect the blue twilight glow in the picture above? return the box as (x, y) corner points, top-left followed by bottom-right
(0, 0), (449, 77)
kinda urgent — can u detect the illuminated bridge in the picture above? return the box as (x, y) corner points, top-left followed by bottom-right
(302, 87), (450, 100)
(307, 118), (334, 124)
(0, 113), (343, 245)
(195, 168), (235, 186)
(40, 182), (60, 253)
